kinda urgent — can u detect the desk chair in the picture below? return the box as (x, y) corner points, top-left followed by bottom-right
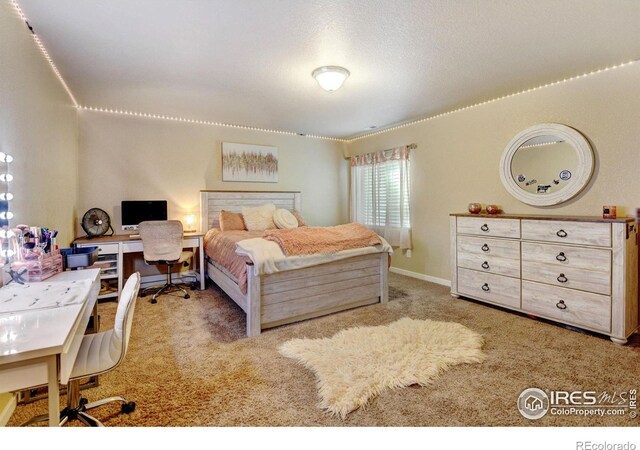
(138, 220), (193, 304)
(22, 273), (141, 427)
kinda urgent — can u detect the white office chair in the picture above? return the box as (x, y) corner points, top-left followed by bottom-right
(138, 220), (193, 304)
(22, 272), (141, 427)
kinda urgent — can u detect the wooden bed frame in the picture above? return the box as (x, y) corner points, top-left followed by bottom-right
(199, 190), (389, 336)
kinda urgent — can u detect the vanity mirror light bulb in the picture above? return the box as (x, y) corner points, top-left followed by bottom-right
(0, 193), (13, 201)
(0, 229), (15, 239)
(0, 174), (13, 182)
(0, 249), (15, 258)
(0, 212), (14, 220)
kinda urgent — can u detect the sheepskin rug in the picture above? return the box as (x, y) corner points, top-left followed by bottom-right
(279, 317), (486, 418)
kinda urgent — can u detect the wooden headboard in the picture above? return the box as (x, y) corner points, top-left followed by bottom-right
(199, 190), (301, 231)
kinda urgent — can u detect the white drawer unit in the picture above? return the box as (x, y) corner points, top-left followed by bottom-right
(451, 213), (639, 344)
(75, 241), (122, 300)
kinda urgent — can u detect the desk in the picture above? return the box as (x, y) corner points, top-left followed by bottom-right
(74, 233), (205, 299)
(0, 269), (100, 426)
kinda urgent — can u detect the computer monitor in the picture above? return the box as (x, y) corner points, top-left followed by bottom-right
(121, 200), (168, 231)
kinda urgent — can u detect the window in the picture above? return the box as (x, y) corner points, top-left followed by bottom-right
(350, 146), (412, 251)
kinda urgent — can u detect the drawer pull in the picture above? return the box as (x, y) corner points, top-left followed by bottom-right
(556, 229), (568, 238)
(556, 300), (567, 310)
(481, 261), (490, 270)
(481, 244), (490, 252)
(555, 252), (567, 262)
(480, 224), (489, 232)
(481, 283), (490, 292)
(557, 273), (568, 283)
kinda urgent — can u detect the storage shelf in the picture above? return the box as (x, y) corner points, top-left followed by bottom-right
(100, 274), (118, 280)
(98, 292), (118, 300)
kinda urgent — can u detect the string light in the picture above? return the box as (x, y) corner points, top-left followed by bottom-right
(347, 59), (639, 142)
(79, 106), (349, 142)
(0, 153), (13, 163)
(11, 0), (78, 107)
(0, 193), (13, 201)
(0, 174), (13, 182)
(11, 1), (639, 143)
(0, 212), (14, 220)
(518, 141), (564, 149)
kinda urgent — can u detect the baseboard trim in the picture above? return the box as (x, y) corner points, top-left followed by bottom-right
(389, 267), (451, 287)
(0, 392), (16, 427)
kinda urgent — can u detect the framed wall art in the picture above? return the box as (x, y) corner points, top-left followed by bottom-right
(222, 142), (278, 183)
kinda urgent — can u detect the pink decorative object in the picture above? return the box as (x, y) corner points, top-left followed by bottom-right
(486, 205), (502, 215)
(468, 203), (482, 214)
(11, 251), (63, 282)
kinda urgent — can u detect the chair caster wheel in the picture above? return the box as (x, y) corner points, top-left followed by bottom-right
(184, 294), (190, 299)
(121, 402), (136, 414)
(150, 298), (157, 304)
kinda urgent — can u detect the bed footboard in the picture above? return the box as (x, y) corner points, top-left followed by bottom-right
(246, 252), (388, 336)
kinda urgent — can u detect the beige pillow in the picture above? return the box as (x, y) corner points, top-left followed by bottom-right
(273, 209), (299, 229)
(219, 210), (246, 231)
(242, 203), (276, 231)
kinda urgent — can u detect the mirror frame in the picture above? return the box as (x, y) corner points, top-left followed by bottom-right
(499, 123), (594, 206)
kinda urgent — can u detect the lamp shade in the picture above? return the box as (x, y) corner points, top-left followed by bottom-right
(312, 66), (350, 91)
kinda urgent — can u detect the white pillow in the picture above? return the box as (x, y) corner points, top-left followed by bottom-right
(273, 208), (299, 229)
(242, 203), (276, 231)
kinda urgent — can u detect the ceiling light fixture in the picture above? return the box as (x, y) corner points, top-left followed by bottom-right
(312, 66), (350, 92)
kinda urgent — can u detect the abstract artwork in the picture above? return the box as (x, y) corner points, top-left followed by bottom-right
(222, 142), (278, 182)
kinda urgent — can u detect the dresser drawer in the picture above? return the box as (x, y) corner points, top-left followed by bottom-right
(521, 261), (610, 295)
(522, 280), (611, 333)
(77, 242), (119, 255)
(457, 253), (520, 277)
(521, 242), (611, 273)
(457, 217), (520, 238)
(457, 235), (520, 259)
(521, 220), (611, 247)
(457, 268), (521, 308)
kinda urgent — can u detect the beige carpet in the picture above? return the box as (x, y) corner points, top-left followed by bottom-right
(7, 273), (640, 426)
(279, 318), (486, 418)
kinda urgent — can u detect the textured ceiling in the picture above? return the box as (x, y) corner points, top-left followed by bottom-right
(16, 0), (640, 139)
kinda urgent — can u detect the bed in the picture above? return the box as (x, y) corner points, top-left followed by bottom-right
(199, 190), (390, 336)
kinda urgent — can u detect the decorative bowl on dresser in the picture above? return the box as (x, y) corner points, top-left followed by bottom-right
(450, 213), (639, 344)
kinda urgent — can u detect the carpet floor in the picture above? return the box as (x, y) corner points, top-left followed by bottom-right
(7, 273), (640, 426)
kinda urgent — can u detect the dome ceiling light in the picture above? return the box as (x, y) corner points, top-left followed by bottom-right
(312, 66), (350, 92)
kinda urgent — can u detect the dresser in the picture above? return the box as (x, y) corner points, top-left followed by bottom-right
(450, 213), (639, 344)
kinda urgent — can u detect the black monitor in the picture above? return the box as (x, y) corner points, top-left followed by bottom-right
(121, 200), (168, 231)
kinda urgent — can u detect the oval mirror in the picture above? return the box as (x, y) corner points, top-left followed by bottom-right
(499, 123), (594, 206)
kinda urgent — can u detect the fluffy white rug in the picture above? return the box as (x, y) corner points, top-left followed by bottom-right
(279, 317), (485, 418)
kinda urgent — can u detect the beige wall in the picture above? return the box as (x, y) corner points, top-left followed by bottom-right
(0, 2), (79, 246)
(346, 63), (640, 282)
(77, 111), (348, 235)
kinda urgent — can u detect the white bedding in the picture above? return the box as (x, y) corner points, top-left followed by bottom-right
(236, 236), (393, 275)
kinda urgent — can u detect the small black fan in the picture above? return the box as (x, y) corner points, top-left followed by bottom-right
(81, 208), (114, 238)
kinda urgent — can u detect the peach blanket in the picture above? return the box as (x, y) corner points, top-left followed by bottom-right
(204, 228), (261, 294)
(263, 223), (382, 256)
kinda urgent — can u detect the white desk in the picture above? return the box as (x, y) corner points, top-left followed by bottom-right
(74, 233), (205, 299)
(0, 269), (100, 426)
